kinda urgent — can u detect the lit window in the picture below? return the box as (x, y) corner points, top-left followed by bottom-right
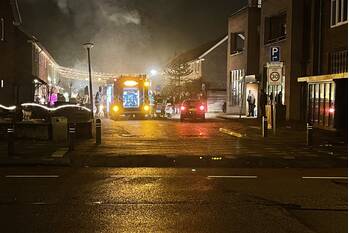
(1, 18), (4, 41)
(331, 0), (348, 27)
(230, 69), (245, 106)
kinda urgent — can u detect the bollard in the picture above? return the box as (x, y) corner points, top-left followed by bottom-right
(272, 104), (277, 135)
(262, 116), (268, 137)
(96, 119), (101, 145)
(306, 123), (313, 146)
(68, 123), (76, 151)
(7, 126), (15, 156)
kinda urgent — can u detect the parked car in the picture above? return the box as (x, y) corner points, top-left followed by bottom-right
(180, 99), (206, 121)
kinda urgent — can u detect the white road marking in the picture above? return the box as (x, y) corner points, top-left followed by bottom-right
(219, 128), (243, 138)
(302, 176), (347, 180)
(207, 175), (258, 179)
(110, 175), (259, 179)
(32, 202), (47, 205)
(5, 175), (59, 178)
(110, 175), (163, 178)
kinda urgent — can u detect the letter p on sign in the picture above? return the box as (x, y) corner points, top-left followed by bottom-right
(271, 47), (280, 62)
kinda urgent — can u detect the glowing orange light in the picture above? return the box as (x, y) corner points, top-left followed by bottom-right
(199, 105), (204, 111)
(124, 80), (138, 87)
(181, 106), (185, 111)
(113, 105), (119, 112)
(143, 105), (150, 111)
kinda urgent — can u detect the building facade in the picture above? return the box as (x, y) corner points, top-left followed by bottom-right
(0, 0), (60, 106)
(168, 36), (228, 112)
(297, 0), (348, 130)
(259, 0), (307, 121)
(0, 0), (114, 108)
(259, 0), (347, 127)
(226, 0), (347, 130)
(226, 3), (261, 115)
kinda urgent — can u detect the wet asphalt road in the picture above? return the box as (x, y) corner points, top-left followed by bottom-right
(0, 167), (347, 233)
(1, 118), (347, 232)
(71, 118), (347, 168)
(101, 118), (242, 156)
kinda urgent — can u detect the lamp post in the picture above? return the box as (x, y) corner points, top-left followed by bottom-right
(83, 42), (94, 118)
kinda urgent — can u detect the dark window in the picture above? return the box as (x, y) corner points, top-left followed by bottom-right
(331, 0), (337, 26)
(230, 32), (245, 54)
(264, 13), (286, 44)
(344, 0), (348, 21)
(329, 50), (348, 73)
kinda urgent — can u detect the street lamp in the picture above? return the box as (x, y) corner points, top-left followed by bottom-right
(150, 69), (158, 76)
(83, 42), (94, 118)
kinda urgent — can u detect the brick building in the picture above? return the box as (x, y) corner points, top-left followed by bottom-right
(297, 0), (348, 130)
(259, 0), (347, 130)
(226, 2), (261, 115)
(168, 36), (228, 112)
(259, 0), (307, 121)
(0, 0), (61, 106)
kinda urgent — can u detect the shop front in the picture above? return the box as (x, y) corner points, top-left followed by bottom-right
(298, 72), (348, 130)
(228, 70), (259, 117)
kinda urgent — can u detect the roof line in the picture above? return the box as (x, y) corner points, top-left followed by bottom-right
(198, 35), (228, 59)
(230, 6), (248, 17)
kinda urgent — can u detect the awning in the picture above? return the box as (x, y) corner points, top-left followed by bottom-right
(298, 72), (348, 83)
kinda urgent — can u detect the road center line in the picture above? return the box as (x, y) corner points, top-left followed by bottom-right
(110, 175), (163, 178)
(302, 176), (347, 180)
(5, 175), (60, 178)
(207, 175), (258, 179)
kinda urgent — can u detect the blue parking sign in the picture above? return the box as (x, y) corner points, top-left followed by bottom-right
(270, 46), (280, 62)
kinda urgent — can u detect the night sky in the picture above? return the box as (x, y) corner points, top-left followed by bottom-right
(19, 0), (246, 73)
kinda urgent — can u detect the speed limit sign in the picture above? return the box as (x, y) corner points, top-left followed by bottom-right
(267, 62), (283, 86)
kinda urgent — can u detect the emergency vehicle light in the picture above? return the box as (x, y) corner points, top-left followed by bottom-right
(124, 80), (138, 87)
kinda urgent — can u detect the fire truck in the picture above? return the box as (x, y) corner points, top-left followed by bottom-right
(109, 75), (152, 120)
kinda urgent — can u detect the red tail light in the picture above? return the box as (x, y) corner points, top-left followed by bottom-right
(181, 106), (185, 111)
(199, 105), (205, 111)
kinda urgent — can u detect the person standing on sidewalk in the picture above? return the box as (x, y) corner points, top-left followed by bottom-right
(247, 90), (256, 117)
(222, 101), (226, 113)
(95, 86), (102, 115)
(259, 89), (267, 117)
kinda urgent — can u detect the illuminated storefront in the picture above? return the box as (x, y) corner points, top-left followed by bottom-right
(298, 73), (347, 130)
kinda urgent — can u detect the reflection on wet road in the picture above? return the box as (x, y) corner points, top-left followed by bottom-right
(99, 119), (244, 156)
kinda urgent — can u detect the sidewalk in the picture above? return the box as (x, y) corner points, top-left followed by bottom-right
(219, 119), (348, 159)
(169, 112), (225, 120)
(170, 112), (242, 120)
(218, 113), (257, 120)
(0, 140), (70, 165)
